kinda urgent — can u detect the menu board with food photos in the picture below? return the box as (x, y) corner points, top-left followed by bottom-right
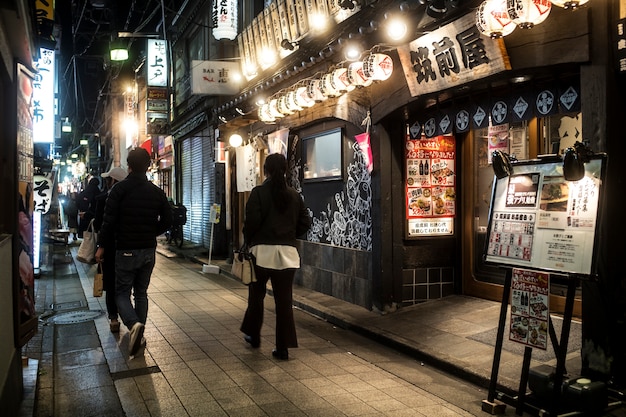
(484, 155), (606, 277)
(405, 135), (456, 237)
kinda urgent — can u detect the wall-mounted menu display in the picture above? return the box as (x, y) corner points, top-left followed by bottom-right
(484, 155), (606, 277)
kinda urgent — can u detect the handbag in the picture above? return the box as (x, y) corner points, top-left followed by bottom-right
(231, 244), (256, 285)
(93, 262), (103, 297)
(77, 219), (98, 264)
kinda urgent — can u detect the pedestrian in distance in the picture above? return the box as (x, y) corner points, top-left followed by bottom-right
(240, 153), (311, 360)
(95, 148), (172, 356)
(92, 166), (128, 333)
(77, 177), (100, 238)
(63, 191), (79, 241)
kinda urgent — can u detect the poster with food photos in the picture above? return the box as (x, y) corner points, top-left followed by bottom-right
(510, 268), (549, 350)
(406, 135), (456, 237)
(485, 155), (606, 277)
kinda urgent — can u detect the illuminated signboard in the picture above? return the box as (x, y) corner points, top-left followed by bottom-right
(147, 39), (168, 87)
(33, 48), (55, 143)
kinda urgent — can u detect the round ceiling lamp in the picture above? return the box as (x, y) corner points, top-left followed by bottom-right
(506, 0), (551, 29)
(363, 53), (394, 81)
(229, 133), (243, 147)
(476, 0), (516, 38)
(347, 61), (373, 87)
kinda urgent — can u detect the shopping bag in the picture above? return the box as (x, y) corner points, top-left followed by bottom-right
(77, 219), (97, 264)
(231, 245), (256, 285)
(93, 262), (103, 297)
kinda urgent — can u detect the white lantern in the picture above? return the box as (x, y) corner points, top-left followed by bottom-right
(363, 53), (393, 81)
(277, 95), (294, 115)
(331, 68), (354, 93)
(212, 0), (238, 40)
(307, 79), (327, 102)
(347, 61), (373, 87)
(285, 91), (302, 112)
(268, 99), (284, 118)
(258, 104), (276, 122)
(549, 0), (588, 9)
(476, 0), (516, 38)
(319, 73), (340, 97)
(506, 0), (551, 29)
(294, 86), (315, 108)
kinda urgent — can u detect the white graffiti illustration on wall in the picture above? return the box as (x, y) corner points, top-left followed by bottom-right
(307, 141), (372, 251)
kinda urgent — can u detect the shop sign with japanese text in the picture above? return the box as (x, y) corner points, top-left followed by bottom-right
(191, 60), (241, 95)
(397, 13), (510, 97)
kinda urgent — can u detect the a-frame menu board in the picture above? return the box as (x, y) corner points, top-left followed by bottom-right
(484, 155), (607, 277)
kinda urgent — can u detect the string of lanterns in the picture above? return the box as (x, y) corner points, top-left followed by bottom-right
(476, 0), (588, 39)
(258, 52), (393, 122)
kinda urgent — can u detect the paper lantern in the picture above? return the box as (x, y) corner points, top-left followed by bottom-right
(294, 86), (315, 108)
(331, 68), (354, 93)
(277, 95), (294, 115)
(549, 0), (588, 9)
(476, 0), (516, 38)
(506, 0), (551, 29)
(212, 0), (238, 40)
(285, 91), (302, 112)
(347, 61), (373, 87)
(268, 99), (284, 118)
(319, 73), (340, 97)
(363, 53), (393, 81)
(258, 103), (276, 122)
(306, 79), (327, 102)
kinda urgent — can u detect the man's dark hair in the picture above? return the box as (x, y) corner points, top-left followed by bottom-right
(127, 148), (151, 173)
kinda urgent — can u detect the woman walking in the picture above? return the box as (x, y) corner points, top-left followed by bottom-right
(240, 153), (311, 360)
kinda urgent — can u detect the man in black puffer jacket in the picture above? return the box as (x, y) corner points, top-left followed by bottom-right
(95, 148), (172, 356)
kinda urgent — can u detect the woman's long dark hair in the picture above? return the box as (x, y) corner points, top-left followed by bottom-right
(264, 153), (289, 213)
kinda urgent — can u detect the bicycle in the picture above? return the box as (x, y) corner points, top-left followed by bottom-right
(166, 205), (187, 248)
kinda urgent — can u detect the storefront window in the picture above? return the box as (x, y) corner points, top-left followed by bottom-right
(302, 128), (343, 181)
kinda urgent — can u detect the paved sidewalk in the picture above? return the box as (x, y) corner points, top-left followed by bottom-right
(21, 240), (625, 416)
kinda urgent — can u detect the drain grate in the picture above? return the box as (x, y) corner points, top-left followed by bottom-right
(45, 309), (105, 324)
(51, 301), (84, 310)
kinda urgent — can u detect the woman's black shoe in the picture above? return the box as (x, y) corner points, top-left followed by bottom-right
(244, 335), (260, 348)
(272, 349), (288, 360)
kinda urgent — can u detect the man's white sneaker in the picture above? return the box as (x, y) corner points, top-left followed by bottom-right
(128, 322), (145, 356)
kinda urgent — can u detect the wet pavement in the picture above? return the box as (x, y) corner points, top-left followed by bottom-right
(18, 239), (626, 416)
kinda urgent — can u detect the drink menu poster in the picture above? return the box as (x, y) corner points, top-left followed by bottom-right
(405, 135), (456, 237)
(485, 155), (606, 277)
(510, 268), (549, 350)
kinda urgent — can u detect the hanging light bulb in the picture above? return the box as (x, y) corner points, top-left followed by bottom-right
(229, 134), (243, 147)
(476, 0), (516, 38)
(506, 0), (551, 29)
(549, 0), (588, 9)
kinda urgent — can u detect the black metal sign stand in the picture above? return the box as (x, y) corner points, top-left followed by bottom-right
(482, 268), (580, 416)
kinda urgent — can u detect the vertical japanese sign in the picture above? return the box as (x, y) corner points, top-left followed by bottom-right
(147, 39), (168, 87)
(405, 134), (456, 236)
(33, 47), (55, 143)
(510, 268), (549, 350)
(397, 12), (510, 97)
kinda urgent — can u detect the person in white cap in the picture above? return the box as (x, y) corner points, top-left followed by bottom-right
(93, 166), (128, 332)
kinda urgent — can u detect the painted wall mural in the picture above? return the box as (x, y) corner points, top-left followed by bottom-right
(305, 141), (372, 251)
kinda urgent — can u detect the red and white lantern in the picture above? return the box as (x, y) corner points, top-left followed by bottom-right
(363, 53), (393, 81)
(295, 86), (315, 108)
(476, 0), (516, 38)
(347, 61), (373, 87)
(506, 0), (551, 29)
(306, 79), (326, 102)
